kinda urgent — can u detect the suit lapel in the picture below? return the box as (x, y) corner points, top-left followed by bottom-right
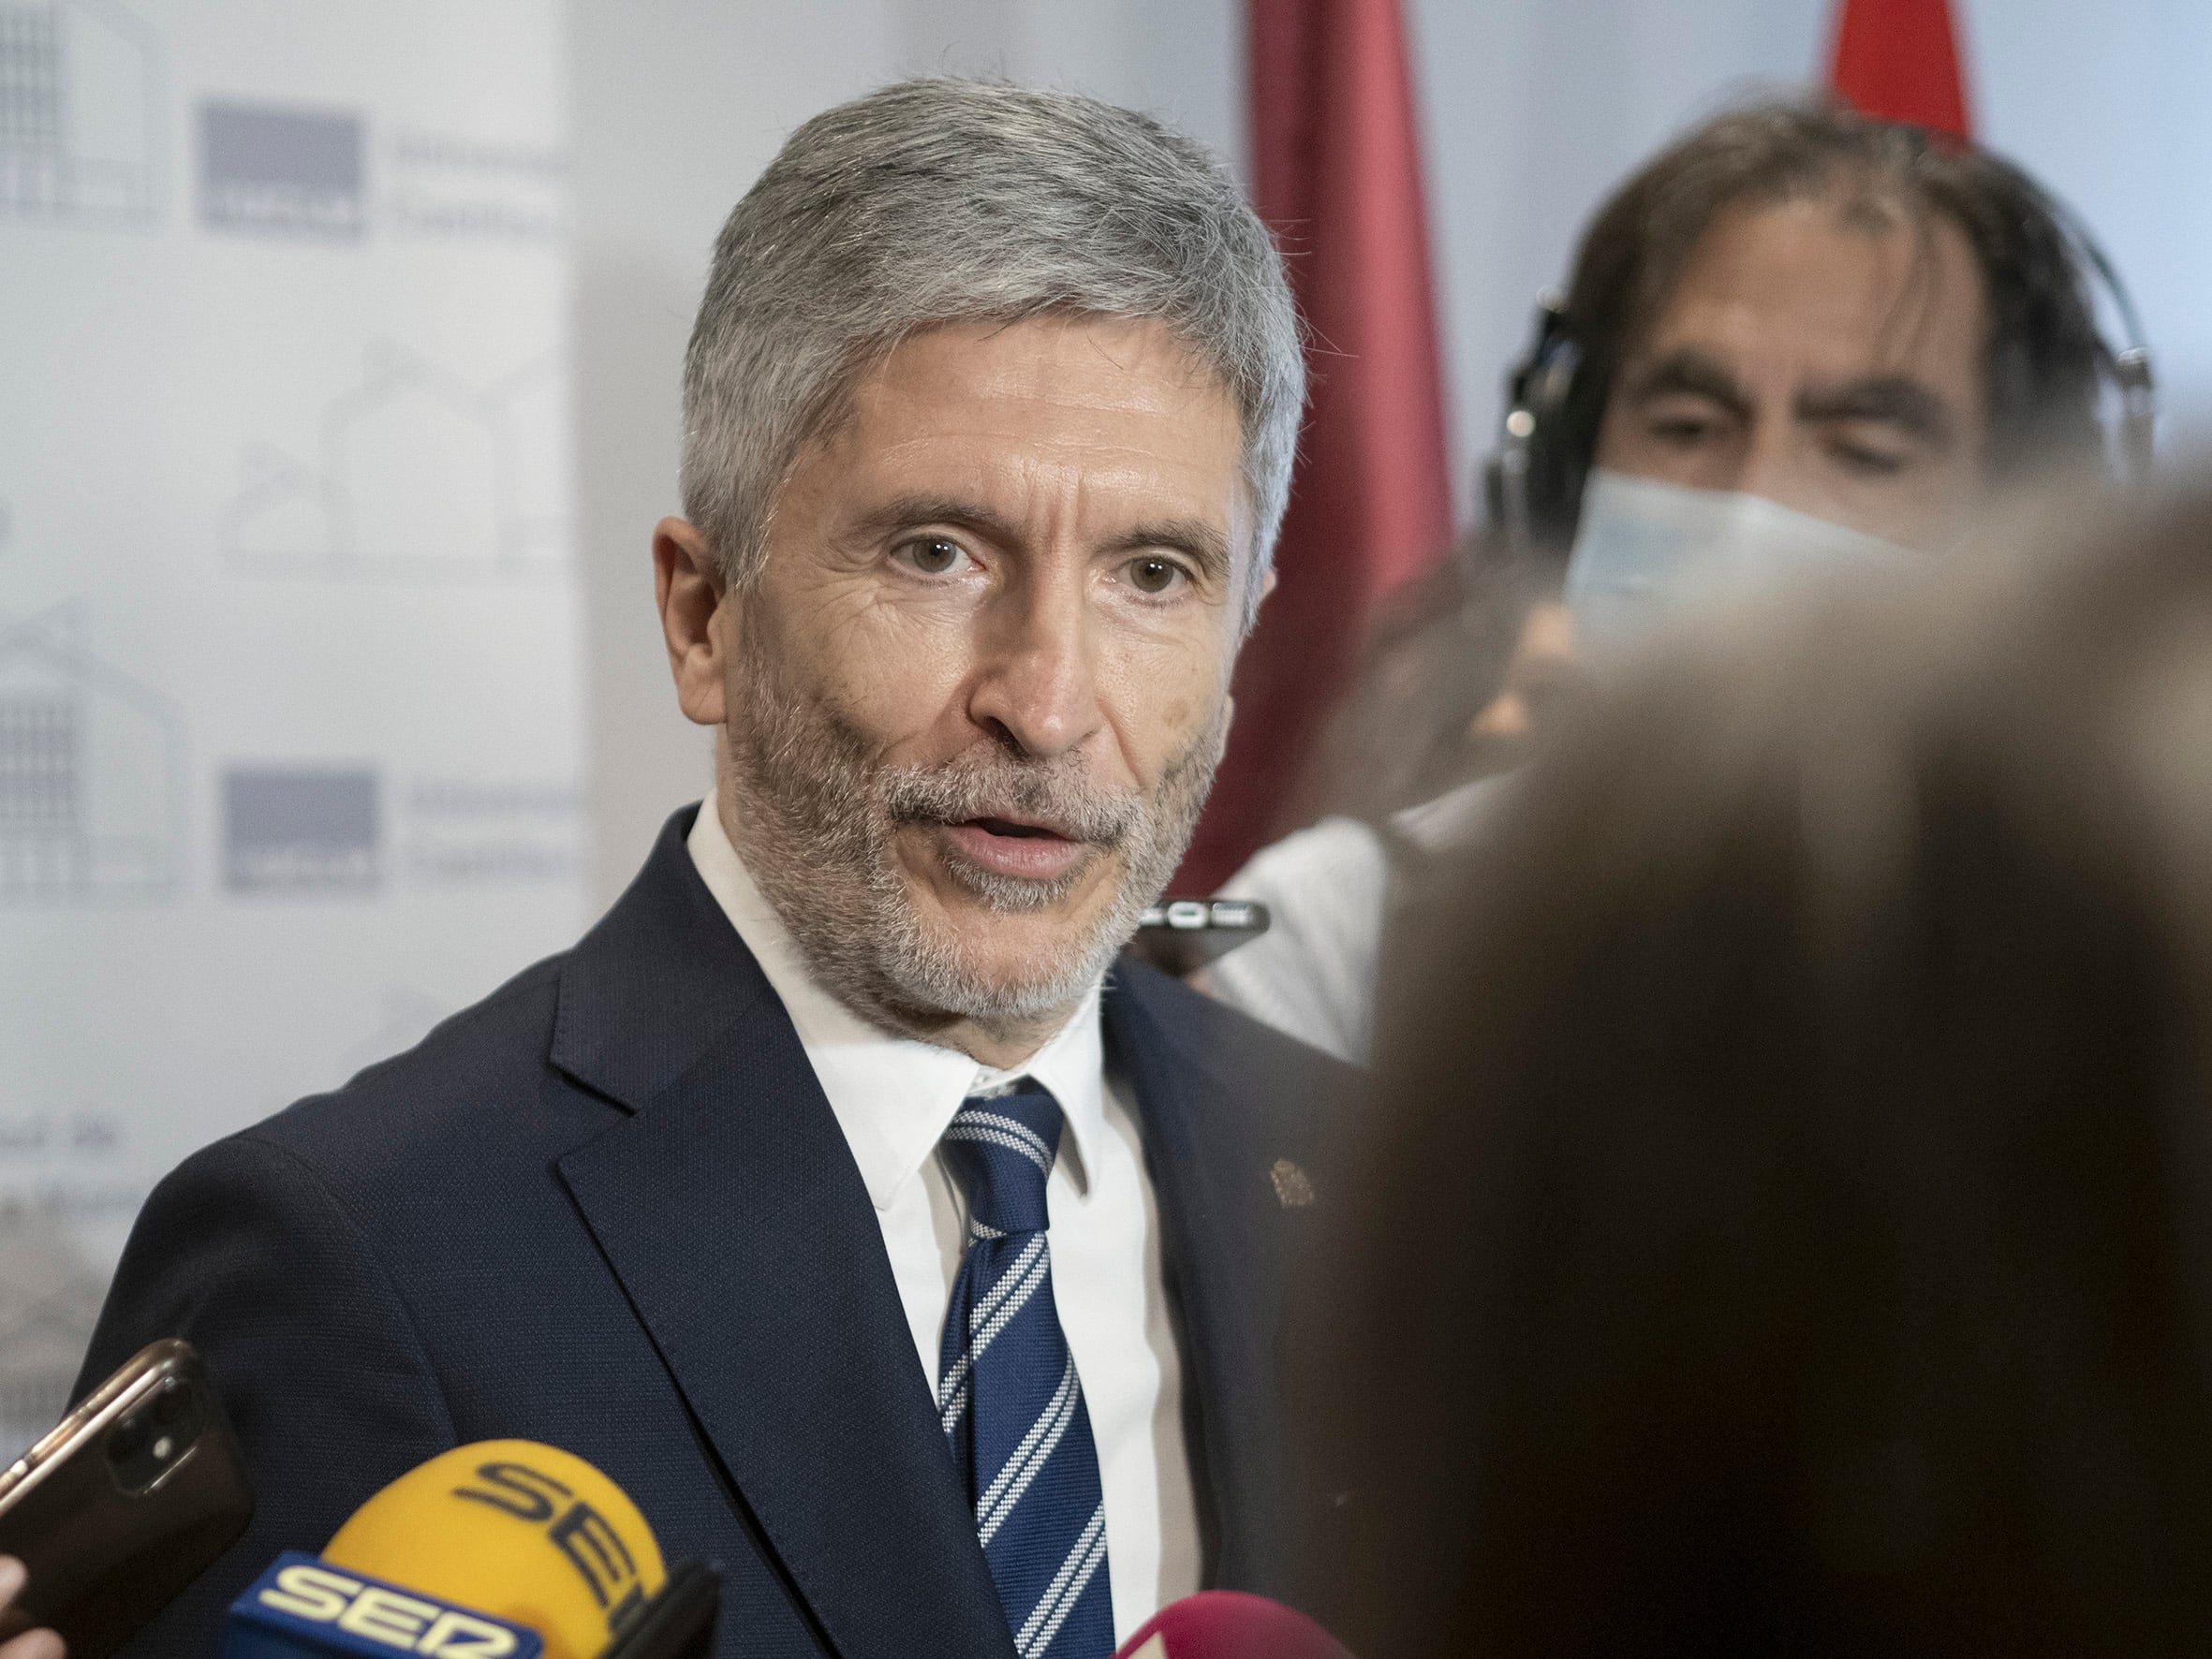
(550, 810), (1016, 1659)
(1102, 963), (1288, 1597)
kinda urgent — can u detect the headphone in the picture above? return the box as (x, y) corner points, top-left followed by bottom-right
(1482, 197), (2158, 563)
(1482, 291), (1585, 563)
(2057, 198), (2158, 477)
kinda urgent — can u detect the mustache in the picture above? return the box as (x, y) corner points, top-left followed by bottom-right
(879, 750), (1142, 847)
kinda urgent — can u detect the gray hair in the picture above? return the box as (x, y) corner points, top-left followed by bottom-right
(680, 78), (1305, 623)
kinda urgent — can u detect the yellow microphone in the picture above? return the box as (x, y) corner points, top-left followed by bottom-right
(223, 1441), (718, 1659)
(323, 1441), (665, 1659)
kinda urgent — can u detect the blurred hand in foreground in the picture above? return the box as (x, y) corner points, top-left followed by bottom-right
(0, 1557), (62, 1659)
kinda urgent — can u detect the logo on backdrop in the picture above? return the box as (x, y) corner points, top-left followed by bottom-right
(199, 101), (363, 238)
(0, 602), (185, 904)
(198, 97), (566, 244)
(406, 779), (580, 884)
(222, 767), (379, 894)
(0, 0), (162, 226)
(0, 15), (567, 241)
(385, 126), (566, 242)
(220, 768), (582, 896)
(219, 343), (570, 580)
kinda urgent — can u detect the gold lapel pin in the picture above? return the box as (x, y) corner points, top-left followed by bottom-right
(1270, 1158), (1316, 1209)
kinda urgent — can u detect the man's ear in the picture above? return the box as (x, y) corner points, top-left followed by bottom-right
(1246, 564), (1279, 624)
(654, 517), (729, 727)
(1231, 564), (1279, 644)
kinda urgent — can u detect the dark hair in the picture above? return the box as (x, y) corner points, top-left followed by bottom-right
(1530, 99), (2113, 543)
(1298, 484), (2212, 1656)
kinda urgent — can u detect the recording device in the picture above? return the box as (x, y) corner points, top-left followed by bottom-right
(224, 1440), (719, 1659)
(0, 1338), (255, 1659)
(1481, 191), (2160, 560)
(1127, 898), (1270, 976)
(1113, 1592), (1353, 1659)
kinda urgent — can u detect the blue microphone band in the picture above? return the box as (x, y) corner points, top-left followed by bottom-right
(223, 1550), (545, 1659)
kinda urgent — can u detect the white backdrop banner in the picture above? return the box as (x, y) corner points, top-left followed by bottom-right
(0, 0), (582, 1451)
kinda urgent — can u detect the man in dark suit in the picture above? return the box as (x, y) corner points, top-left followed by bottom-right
(80, 78), (1345, 1659)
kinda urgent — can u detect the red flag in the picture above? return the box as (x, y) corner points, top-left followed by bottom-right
(1180, 0), (1453, 892)
(1828, 0), (1972, 139)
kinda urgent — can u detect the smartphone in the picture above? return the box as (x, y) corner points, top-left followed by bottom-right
(1127, 898), (1271, 977)
(0, 1338), (254, 1659)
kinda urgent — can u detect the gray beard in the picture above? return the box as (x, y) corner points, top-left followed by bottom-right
(720, 616), (1227, 1042)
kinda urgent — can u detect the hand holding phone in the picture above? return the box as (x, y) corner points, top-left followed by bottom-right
(0, 1340), (253, 1659)
(0, 1556), (63, 1659)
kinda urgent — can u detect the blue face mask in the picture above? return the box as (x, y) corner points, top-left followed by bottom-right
(1565, 470), (1913, 653)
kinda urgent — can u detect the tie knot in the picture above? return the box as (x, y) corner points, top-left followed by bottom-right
(940, 1083), (1062, 1237)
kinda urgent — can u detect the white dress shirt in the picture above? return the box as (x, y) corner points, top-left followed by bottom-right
(1209, 773), (1509, 1064)
(686, 804), (1201, 1639)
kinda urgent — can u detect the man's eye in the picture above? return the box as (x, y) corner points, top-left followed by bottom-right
(1648, 416), (1716, 448)
(897, 536), (965, 575)
(1831, 437), (1910, 477)
(1126, 556), (1186, 595)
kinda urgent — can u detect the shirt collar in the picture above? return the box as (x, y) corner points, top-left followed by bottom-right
(686, 800), (1108, 1211)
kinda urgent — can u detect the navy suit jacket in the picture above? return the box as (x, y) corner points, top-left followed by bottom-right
(78, 807), (1352, 1658)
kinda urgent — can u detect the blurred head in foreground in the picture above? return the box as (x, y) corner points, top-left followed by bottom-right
(1303, 481), (2212, 1655)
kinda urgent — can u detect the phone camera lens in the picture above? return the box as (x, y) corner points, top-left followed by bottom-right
(108, 1414), (149, 1464)
(149, 1379), (190, 1427)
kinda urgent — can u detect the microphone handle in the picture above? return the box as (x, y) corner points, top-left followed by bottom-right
(603, 1559), (720, 1659)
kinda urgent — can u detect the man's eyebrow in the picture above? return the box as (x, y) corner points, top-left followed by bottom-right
(848, 495), (1233, 581)
(1103, 520), (1233, 582)
(1795, 375), (1956, 447)
(1622, 349), (1754, 421)
(848, 493), (1027, 549)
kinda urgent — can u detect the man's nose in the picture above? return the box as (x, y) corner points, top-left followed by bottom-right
(965, 574), (1104, 759)
(1733, 414), (1825, 520)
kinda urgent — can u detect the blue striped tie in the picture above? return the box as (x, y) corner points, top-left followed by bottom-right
(936, 1083), (1114, 1659)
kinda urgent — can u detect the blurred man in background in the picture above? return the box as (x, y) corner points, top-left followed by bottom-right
(1208, 98), (2127, 1064)
(1300, 480), (2212, 1657)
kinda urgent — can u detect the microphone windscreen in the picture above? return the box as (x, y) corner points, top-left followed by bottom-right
(1113, 1592), (1354, 1659)
(320, 1440), (666, 1659)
